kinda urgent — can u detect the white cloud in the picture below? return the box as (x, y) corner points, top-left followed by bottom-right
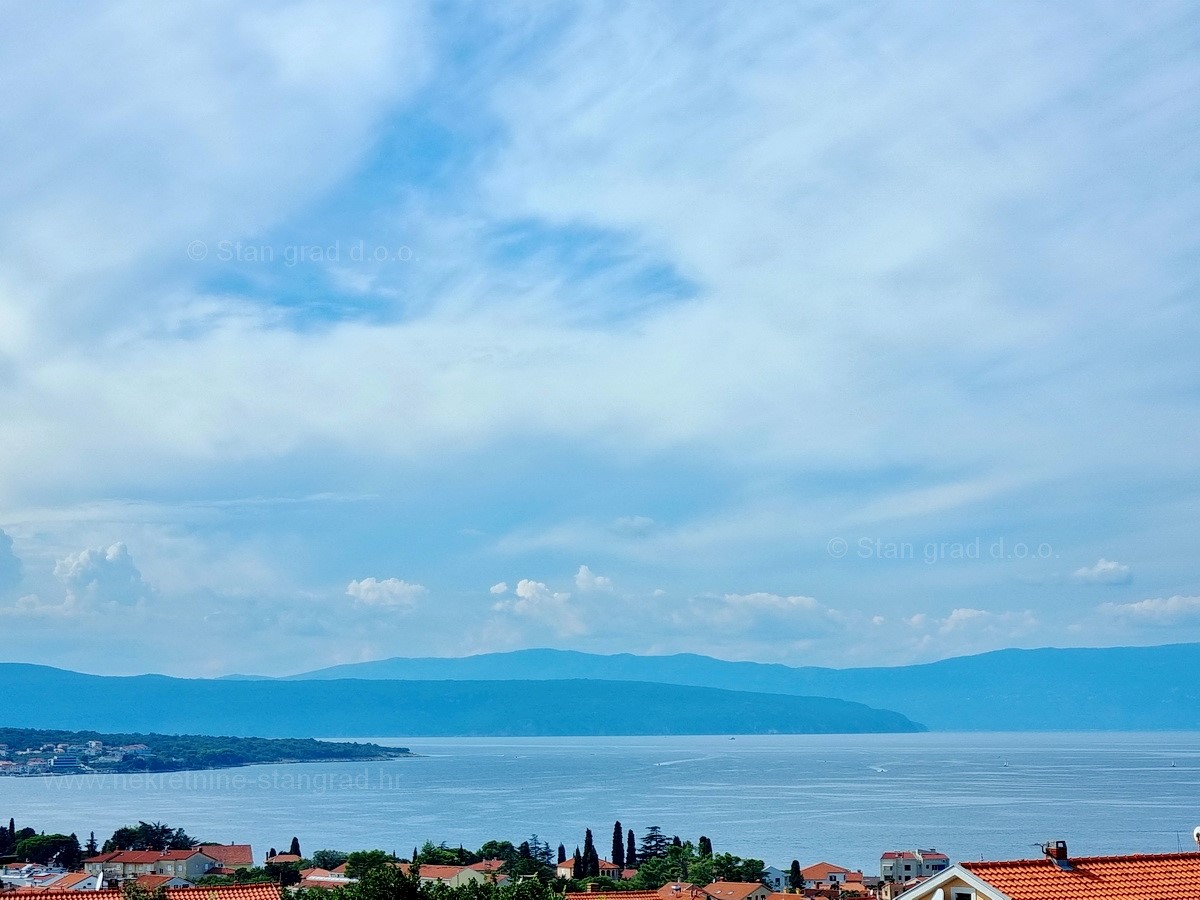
(933, 607), (1039, 641)
(1101, 595), (1200, 625)
(346, 577), (426, 609)
(0, 529), (21, 595)
(54, 542), (150, 607)
(687, 591), (843, 634)
(574, 564), (612, 591)
(489, 581), (509, 594)
(492, 579), (583, 636)
(1073, 558), (1132, 585)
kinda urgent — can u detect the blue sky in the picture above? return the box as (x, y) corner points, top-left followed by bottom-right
(0, 1), (1198, 676)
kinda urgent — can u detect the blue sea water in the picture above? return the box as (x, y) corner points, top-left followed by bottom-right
(3, 733), (1198, 873)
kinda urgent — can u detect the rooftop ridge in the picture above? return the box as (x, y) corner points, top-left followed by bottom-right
(963, 851), (1200, 869)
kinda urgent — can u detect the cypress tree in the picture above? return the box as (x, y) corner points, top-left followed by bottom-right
(626, 830), (637, 868)
(289, 837), (301, 857)
(558, 844), (567, 865)
(582, 829), (599, 877)
(698, 836), (713, 858)
(86, 832), (98, 855)
(612, 821), (624, 869)
(672, 835), (682, 848)
(789, 860), (803, 890)
(573, 848), (582, 879)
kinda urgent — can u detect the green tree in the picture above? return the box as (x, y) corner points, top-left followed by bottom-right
(698, 837), (713, 859)
(582, 830), (599, 878)
(15, 833), (82, 867)
(789, 860), (803, 890)
(86, 832), (99, 856)
(345, 850), (398, 879)
(289, 837), (302, 857)
(640, 827), (669, 861)
(477, 842), (516, 865)
(710, 853), (764, 883)
(626, 830), (637, 868)
(556, 845), (566, 865)
(121, 881), (168, 900)
(104, 822), (193, 852)
(312, 850), (350, 870)
(611, 822), (624, 869)
(633, 856), (671, 889)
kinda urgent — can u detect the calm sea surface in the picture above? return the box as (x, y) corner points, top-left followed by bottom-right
(3, 733), (1199, 872)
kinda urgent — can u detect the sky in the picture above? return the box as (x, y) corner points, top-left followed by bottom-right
(0, 1), (1198, 677)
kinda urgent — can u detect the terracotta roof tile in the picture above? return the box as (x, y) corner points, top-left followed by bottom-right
(194, 846), (254, 869)
(566, 892), (661, 900)
(32, 885), (282, 900)
(800, 863), (852, 880)
(961, 852), (1200, 900)
(704, 882), (767, 900)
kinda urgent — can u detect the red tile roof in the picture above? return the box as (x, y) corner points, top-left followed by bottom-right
(704, 882), (767, 900)
(265, 854), (301, 864)
(195, 845), (254, 869)
(86, 851), (161, 864)
(468, 860), (505, 873)
(31, 885), (282, 900)
(961, 852), (1200, 900)
(134, 876), (179, 889)
(566, 892), (661, 900)
(800, 863), (852, 881)
(84, 850), (209, 865)
(50, 873), (95, 890)
(394, 863), (472, 881)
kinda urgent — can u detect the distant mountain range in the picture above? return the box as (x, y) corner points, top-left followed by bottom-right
(279, 643), (1200, 731)
(0, 664), (921, 737)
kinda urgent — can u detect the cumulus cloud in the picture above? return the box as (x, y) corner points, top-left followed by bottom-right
(1073, 558), (1132, 585)
(489, 581), (509, 594)
(492, 579), (583, 636)
(687, 591), (843, 633)
(932, 607), (1039, 638)
(346, 577), (426, 609)
(1100, 595), (1200, 625)
(54, 543), (151, 607)
(574, 564), (612, 591)
(0, 529), (21, 595)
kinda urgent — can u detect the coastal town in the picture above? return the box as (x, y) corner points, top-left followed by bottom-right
(0, 742), (153, 776)
(0, 732), (411, 777)
(1, 819), (1195, 900)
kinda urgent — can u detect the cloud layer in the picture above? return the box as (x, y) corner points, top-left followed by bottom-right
(0, 2), (1196, 674)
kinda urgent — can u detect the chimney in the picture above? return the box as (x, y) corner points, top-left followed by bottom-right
(1043, 841), (1070, 865)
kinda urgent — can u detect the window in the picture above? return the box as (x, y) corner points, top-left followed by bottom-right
(952, 891), (974, 900)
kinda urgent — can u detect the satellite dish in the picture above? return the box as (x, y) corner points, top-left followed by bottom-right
(1192, 825), (1200, 846)
(932, 890), (945, 900)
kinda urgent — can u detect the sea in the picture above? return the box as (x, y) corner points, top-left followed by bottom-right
(3, 733), (1198, 873)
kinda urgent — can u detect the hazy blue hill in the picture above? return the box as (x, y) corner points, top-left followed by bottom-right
(0, 664), (921, 737)
(288, 643), (1200, 731)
